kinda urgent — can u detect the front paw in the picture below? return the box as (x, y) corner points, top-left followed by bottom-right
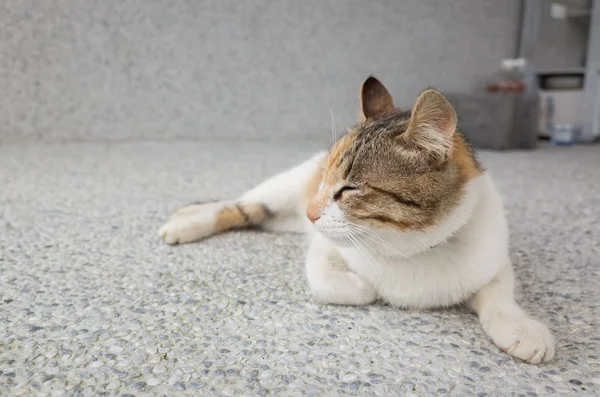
(158, 216), (213, 245)
(310, 270), (377, 306)
(158, 219), (190, 245)
(484, 316), (555, 364)
(159, 202), (223, 244)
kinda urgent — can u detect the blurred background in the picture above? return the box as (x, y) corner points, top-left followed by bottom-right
(1, 0), (597, 148)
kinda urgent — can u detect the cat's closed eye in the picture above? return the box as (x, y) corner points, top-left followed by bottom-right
(333, 186), (357, 200)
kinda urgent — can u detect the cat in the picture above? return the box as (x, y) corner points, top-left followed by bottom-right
(159, 77), (555, 364)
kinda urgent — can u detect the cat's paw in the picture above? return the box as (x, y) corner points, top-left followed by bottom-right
(158, 220), (189, 245)
(484, 316), (555, 364)
(159, 202), (224, 244)
(158, 215), (214, 245)
(310, 270), (377, 306)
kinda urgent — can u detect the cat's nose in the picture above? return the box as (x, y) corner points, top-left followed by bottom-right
(306, 203), (321, 223)
(306, 212), (320, 223)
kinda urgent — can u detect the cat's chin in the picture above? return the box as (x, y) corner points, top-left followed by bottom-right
(314, 229), (353, 247)
(326, 236), (354, 247)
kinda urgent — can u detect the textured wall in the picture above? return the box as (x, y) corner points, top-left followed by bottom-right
(534, 0), (590, 72)
(0, 0), (520, 144)
(581, 0), (600, 139)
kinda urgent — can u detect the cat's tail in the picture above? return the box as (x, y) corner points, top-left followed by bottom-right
(158, 152), (325, 245)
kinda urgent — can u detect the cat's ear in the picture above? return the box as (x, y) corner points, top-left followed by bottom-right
(403, 89), (457, 157)
(360, 76), (395, 122)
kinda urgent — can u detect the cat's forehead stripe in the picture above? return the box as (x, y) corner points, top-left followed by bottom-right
(329, 134), (356, 168)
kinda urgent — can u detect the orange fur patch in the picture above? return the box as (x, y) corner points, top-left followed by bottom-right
(451, 134), (483, 182)
(214, 203), (268, 232)
(304, 164), (325, 222)
(304, 161), (325, 204)
(323, 133), (357, 188)
(305, 135), (357, 221)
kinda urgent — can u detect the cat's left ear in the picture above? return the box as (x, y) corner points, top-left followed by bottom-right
(360, 76), (395, 122)
(403, 88), (457, 157)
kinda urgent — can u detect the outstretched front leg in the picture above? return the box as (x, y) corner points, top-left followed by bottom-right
(470, 263), (555, 364)
(159, 152), (326, 244)
(159, 200), (269, 245)
(306, 234), (378, 305)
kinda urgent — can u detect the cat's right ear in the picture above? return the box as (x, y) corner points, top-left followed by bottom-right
(360, 76), (395, 122)
(402, 88), (457, 158)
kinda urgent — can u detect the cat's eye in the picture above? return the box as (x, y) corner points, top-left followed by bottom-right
(333, 186), (357, 200)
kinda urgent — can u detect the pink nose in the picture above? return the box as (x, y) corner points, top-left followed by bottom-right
(306, 204), (321, 223)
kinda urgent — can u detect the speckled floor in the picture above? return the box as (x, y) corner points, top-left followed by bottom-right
(0, 141), (599, 396)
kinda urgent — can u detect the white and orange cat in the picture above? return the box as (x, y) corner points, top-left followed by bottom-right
(159, 77), (555, 363)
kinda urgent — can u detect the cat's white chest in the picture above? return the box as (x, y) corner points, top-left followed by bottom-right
(335, 176), (508, 309)
(338, 243), (497, 309)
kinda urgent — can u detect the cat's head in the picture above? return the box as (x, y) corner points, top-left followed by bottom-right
(307, 77), (483, 256)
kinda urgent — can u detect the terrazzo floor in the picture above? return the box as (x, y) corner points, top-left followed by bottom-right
(0, 141), (599, 396)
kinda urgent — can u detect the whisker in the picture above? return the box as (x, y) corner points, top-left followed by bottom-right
(347, 225), (426, 268)
(350, 228), (391, 249)
(346, 231), (393, 299)
(306, 139), (324, 152)
(345, 222), (383, 238)
(346, 220), (460, 272)
(346, 225), (391, 249)
(348, 221), (458, 259)
(328, 105), (337, 146)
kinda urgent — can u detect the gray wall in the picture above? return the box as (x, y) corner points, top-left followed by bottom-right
(0, 0), (521, 144)
(581, 0), (600, 139)
(534, 0), (590, 72)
